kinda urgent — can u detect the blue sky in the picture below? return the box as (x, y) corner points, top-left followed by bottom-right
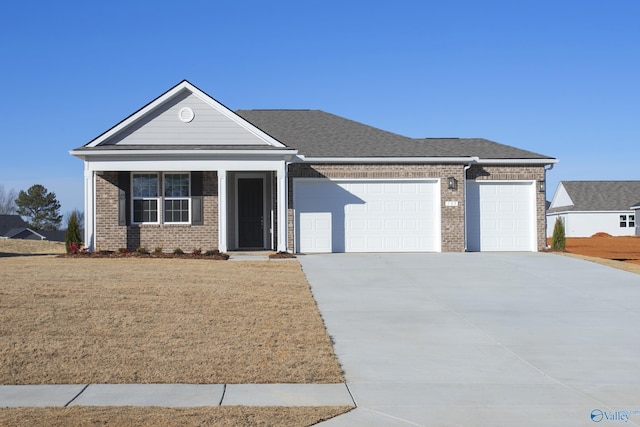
(1, 1), (638, 216)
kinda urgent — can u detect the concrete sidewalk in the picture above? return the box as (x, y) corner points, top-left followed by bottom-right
(0, 383), (354, 408)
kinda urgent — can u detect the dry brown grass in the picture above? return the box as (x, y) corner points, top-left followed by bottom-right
(0, 238), (66, 256)
(0, 239), (349, 426)
(0, 406), (353, 427)
(0, 254), (343, 384)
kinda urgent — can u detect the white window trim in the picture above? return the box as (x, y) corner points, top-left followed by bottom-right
(132, 172), (160, 225)
(130, 172), (193, 225)
(163, 172), (192, 224)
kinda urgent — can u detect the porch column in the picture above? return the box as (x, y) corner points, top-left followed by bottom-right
(218, 170), (228, 252)
(276, 164), (288, 252)
(84, 167), (95, 251)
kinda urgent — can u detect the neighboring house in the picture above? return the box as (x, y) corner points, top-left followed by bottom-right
(546, 181), (640, 237)
(0, 214), (46, 240)
(632, 202), (640, 236)
(39, 230), (68, 242)
(70, 80), (557, 253)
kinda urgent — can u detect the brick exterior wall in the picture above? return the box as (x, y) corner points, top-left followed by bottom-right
(288, 163), (547, 252)
(95, 171), (218, 252)
(94, 163), (547, 253)
(288, 163), (467, 252)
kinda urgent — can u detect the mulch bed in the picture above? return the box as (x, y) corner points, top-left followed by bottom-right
(58, 250), (230, 260)
(59, 250), (298, 260)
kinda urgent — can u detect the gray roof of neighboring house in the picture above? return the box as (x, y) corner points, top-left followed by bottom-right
(236, 110), (554, 160)
(548, 181), (640, 213)
(0, 215), (29, 237)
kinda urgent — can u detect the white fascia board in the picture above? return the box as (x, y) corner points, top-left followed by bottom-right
(549, 210), (634, 215)
(474, 158), (558, 165)
(298, 156), (476, 163)
(298, 156), (558, 164)
(84, 158), (291, 172)
(85, 81), (286, 149)
(70, 149), (298, 162)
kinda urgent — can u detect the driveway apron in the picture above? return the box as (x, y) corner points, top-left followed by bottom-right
(300, 253), (640, 427)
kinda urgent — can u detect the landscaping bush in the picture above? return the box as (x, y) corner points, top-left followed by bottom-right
(551, 217), (566, 251)
(64, 211), (82, 253)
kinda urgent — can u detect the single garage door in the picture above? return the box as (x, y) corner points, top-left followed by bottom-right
(466, 181), (536, 251)
(294, 179), (440, 253)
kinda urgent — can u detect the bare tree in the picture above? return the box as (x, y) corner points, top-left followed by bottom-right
(0, 184), (18, 214)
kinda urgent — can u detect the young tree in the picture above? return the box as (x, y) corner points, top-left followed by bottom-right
(65, 210), (83, 253)
(64, 209), (84, 230)
(551, 217), (566, 251)
(16, 184), (63, 230)
(0, 184), (17, 214)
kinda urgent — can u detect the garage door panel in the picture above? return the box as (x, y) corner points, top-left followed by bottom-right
(467, 181), (535, 252)
(295, 179), (440, 253)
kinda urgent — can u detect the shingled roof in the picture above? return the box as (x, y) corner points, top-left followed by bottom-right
(548, 181), (640, 213)
(236, 109), (553, 160)
(0, 215), (29, 237)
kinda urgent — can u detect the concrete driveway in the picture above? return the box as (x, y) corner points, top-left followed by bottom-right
(300, 253), (640, 427)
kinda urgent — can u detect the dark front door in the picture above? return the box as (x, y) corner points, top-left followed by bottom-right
(238, 178), (264, 248)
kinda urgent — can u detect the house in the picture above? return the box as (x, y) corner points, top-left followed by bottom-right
(0, 214), (46, 240)
(70, 80), (557, 253)
(546, 181), (640, 237)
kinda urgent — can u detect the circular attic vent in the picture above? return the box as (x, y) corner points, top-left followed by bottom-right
(178, 107), (195, 123)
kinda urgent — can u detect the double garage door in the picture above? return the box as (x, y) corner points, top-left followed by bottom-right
(294, 179), (536, 253)
(294, 179), (440, 253)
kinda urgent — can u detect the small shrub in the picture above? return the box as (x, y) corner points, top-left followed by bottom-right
(136, 247), (148, 254)
(65, 211), (82, 253)
(551, 218), (566, 251)
(204, 249), (220, 256)
(192, 248), (202, 256)
(118, 247), (130, 254)
(173, 247), (184, 255)
(154, 246), (163, 253)
(67, 242), (81, 255)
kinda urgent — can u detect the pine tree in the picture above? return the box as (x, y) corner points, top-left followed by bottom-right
(15, 184), (63, 230)
(551, 217), (566, 251)
(65, 211), (83, 253)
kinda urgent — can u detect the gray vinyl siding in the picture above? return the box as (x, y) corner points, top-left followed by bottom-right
(102, 90), (271, 146)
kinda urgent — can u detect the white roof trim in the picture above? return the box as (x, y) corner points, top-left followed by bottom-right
(298, 156), (557, 164)
(71, 148), (298, 158)
(547, 210), (634, 214)
(5, 228), (46, 240)
(474, 158), (559, 165)
(85, 80), (287, 149)
(298, 156), (477, 163)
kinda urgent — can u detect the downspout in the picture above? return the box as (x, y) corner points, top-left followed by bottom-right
(543, 163), (554, 248)
(463, 157), (479, 251)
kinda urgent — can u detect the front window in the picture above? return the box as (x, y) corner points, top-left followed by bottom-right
(131, 172), (191, 224)
(132, 173), (159, 223)
(164, 173), (190, 223)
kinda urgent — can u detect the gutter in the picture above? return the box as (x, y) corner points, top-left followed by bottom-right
(463, 157), (479, 251)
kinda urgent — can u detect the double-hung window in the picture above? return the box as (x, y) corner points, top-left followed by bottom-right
(132, 173), (159, 223)
(164, 173), (190, 223)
